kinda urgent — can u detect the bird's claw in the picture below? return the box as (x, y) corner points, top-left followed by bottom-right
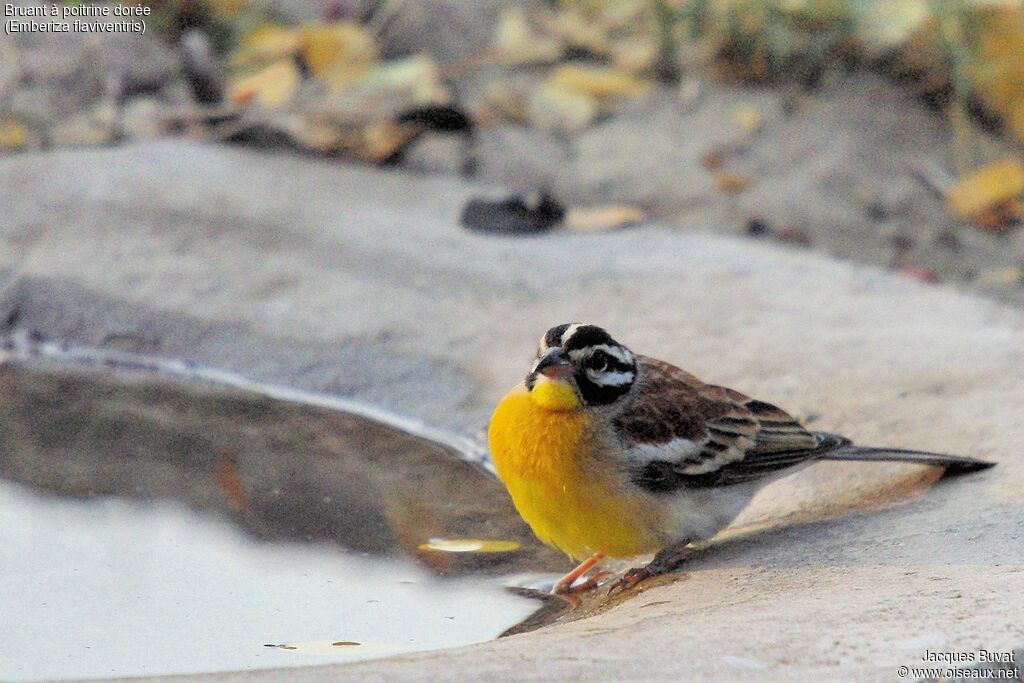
(607, 566), (652, 595)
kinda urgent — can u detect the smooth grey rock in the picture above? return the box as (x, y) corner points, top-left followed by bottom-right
(1, 141), (1022, 682)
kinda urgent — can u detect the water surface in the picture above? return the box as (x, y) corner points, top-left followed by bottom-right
(0, 483), (539, 681)
(0, 348), (566, 680)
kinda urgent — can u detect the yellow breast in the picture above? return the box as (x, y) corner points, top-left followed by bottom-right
(487, 384), (663, 559)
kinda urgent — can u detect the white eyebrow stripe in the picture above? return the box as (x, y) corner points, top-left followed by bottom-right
(587, 369), (635, 386)
(561, 323), (584, 345)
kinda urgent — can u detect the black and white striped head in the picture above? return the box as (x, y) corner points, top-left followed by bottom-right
(525, 323), (637, 409)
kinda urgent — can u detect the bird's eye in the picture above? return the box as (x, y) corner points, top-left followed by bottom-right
(587, 353), (608, 372)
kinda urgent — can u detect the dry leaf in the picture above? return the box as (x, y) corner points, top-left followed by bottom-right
(0, 119), (28, 150)
(734, 105), (762, 133)
(528, 82), (598, 134)
(548, 64), (646, 101)
(232, 24), (301, 68)
(351, 56), (448, 106)
(971, 7), (1024, 144)
(611, 38), (658, 75)
(945, 159), (1024, 220)
(714, 172), (753, 193)
(300, 22), (377, 91)
(350, 121), (420, 163)
(229, 59), (300, 108)
(493, 7), (563, 65)
(289, 116), (346, 154)
(973, 198), (1023, 233)
(206, 0), (248, 19)
(564, 205), (646, 232)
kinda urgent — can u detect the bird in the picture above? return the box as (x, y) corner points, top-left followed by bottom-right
(487, 323), (995, 595)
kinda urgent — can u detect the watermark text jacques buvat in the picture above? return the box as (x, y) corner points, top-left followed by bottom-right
(896, 649), (1020, 680)
(5, 3), (149, 35)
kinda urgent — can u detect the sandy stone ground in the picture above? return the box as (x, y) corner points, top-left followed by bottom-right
(2, 142), (1022, 681)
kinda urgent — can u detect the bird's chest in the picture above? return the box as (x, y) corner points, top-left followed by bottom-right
(488, 389), (661, 559)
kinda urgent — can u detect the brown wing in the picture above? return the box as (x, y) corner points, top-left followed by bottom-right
(614, 356), (837, 490)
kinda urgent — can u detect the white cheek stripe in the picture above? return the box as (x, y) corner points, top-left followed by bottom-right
(567, 344), (634, 365)
(588, 369), (634, 386)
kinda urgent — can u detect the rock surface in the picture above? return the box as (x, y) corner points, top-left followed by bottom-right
(2, 142), (1022, 681)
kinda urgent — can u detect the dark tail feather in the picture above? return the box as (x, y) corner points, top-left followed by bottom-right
(817, 435), (996, 477)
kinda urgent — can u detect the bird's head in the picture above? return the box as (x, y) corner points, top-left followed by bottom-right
(525, 323), (638, 411)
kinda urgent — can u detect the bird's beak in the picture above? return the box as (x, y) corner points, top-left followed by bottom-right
(533, 348), (573, 380)
(527, 348), (579, 410)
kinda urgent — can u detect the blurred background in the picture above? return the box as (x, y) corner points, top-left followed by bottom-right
(3, 0), (1024, 304)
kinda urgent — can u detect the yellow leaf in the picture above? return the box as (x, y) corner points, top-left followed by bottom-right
(734, 105), (762, 132)
(206, 0), (248, 19)
(971, 7), (1024, 144)
(1009, 101), (1024, 143)
(564, 205), (646, 232)
(611, 38), (658, 75)
(547, 64), (646, 101)
(493, 7), (563, 66)
(229, 59), (300, 108)
(945, 159), (1024, 219)
(0, 119), (28, 150)
(232, 24), (301, 68)
(300, 22), (378, 90)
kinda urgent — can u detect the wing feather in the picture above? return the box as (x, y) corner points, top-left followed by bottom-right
(615, 357), (834, 490)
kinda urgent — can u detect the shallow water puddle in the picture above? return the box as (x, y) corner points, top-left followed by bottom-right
(0, 484), (539, 681)
(0, 348), (567, 680)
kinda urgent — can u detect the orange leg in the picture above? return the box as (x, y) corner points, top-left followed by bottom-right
(552, 552), (606, 594)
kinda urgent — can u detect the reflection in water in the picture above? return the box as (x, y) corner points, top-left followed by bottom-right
(0, 357), (563, 573)
(0, 350), (570, 680)
(0, 483), (539, 681)
(419, 539), (522, 553)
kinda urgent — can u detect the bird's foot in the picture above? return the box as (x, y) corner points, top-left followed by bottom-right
(607, 566), (652, 594)
(550, 552), (606, 595)
(608, 541), (693, 595)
